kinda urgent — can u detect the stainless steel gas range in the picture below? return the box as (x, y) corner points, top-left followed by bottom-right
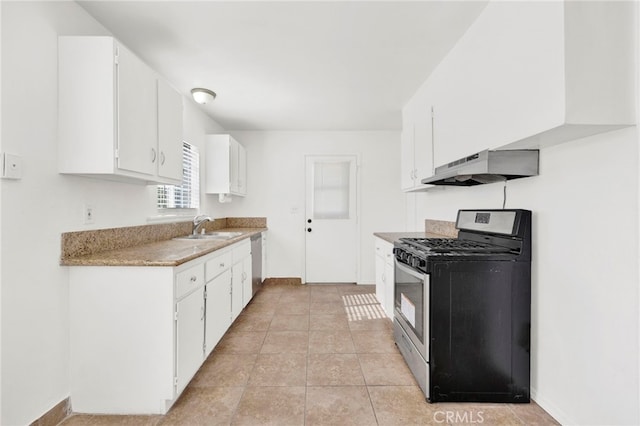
(393, 209), (531, 403)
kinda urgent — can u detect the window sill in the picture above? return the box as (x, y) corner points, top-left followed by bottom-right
(147, 209), (197, 224)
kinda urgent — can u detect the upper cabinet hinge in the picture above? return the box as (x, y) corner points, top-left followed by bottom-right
(114, 46), (119, 65)
(430, 106), (435, 118)
(174, 310), (178, 321)
(114, 148), (119, 159)
(174, 376), (178, 387)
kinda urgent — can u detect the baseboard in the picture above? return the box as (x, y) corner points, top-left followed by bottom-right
(531, 387), (570, 425)
(30, 397), (71, 426)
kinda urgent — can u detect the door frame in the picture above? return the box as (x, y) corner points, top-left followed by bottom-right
(302, 154), (361, 284)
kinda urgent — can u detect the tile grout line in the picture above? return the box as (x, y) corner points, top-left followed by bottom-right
(302, 290), (311, 426)
(228, 288), (278, 425)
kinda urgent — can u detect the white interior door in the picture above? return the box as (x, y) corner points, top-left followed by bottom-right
(305, 155), (358, 283)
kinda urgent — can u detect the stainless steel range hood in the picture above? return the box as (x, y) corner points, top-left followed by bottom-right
(421, 149), (539, 186)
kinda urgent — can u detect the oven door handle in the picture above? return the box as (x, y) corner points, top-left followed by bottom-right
(395, 258), (426, 280)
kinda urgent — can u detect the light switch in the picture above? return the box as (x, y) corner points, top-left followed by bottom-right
(2, 153), (22, 179)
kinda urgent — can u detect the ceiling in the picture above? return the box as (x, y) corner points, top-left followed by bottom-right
(78, 1), (487, 131)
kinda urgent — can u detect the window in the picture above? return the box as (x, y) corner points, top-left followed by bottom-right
(312, 161), (351, 219)
(157, 142), (200, 209)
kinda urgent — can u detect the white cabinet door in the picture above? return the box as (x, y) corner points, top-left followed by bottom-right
(205, 134), (247, 197)
(237, 143), (247, 196)
(375, 251), (386, 309)
(383, 251), (395, 319)
(205, 135), (232, 194)
(157, 79), (184, 184)
(175, 288), (204, 394)
(231, 262), (244, 321)
(413, 107), (433, 184)
(205, 269), (232, 356)
(116, 43), (158, 177)
(400, 123), (415, 191)
(374, 238), (395, 317)
(241, 255), (253, 308)
(229, 139), (240, 194)
(400, 107), (433, 192)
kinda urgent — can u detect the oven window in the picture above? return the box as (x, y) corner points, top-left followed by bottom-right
(395, 263), (425, 344)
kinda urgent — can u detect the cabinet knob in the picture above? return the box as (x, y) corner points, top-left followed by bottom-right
(190, 275), (197, 282)
(307, 228), (312, 233)
(220, 263), (225, 268)
(307, 219), (312, 224)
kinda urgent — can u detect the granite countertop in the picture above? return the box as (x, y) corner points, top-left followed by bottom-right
(374, 219), (459, 244)
(61, 227), (267, 267)
(373, 232), (450, 244)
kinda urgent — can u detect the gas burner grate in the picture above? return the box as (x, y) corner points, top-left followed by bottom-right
(399, 237), (512, 254)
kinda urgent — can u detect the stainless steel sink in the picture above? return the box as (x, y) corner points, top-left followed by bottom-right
(206, 231), (243, 238)
(173, 231), (243, 241)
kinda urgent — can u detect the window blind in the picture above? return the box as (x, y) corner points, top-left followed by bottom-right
(157, 142), (200, 209)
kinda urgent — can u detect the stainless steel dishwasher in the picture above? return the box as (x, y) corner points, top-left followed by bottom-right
(250, 233), (262, 295)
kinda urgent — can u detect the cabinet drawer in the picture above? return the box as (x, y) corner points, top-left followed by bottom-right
(205, 250), (232, 281)
(232, 239), (251, 263)
(176, 263), (205, 299)
(375, 238), (393, 257)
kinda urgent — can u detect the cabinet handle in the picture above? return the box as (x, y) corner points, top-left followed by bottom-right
(160, 151), (165, 165)
(190, 275), (197, 282)
(151, 148), (157, 163)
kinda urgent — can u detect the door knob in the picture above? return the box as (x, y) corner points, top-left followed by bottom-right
(307, 228), (312, 232)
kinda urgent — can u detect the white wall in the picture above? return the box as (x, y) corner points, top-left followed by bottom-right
(0, 2), (4, 423)
(408, 129), (639, 425)
(401, 2), (640, 423)
(0, 3), (223, 424)
(208, 131), (405, 284)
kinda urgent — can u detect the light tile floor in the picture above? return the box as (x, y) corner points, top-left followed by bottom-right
(59, 281), (559, 425)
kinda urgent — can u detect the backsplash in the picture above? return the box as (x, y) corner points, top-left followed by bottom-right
(60, 217), (267, 261)
(425, 219), (458, 238)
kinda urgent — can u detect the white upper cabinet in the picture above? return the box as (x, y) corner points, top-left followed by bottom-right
(415, 1), (635, 168)
(116, 43), (158, 177)
(58, 36), (183, 185)
(401, 102), (434, 192)
(205, 134), (247, 197)
(157, 79), (184, 183)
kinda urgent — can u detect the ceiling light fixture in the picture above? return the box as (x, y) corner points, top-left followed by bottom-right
(191, 88), (216, 104)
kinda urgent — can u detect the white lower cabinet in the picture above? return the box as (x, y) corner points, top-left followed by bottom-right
(68, 237), (256, 415)
(241, 256), (252, 308)
(175, 287), (205, 394)
(231, 262), (244, 321)
(374, 237), (395, 318)
(205, 269), (232, 356)
(231, 239), (252, 319)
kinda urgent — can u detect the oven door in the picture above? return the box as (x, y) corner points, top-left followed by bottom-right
(394, 259), (429, 360)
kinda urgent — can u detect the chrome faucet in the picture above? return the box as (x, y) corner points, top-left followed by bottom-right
(192, 215), (212, 235)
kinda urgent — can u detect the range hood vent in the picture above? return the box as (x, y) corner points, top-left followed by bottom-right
(421, 149), (539, 186)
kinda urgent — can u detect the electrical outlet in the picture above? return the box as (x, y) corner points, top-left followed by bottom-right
(1, 153), (22, 179)
(83, 204), (95, 224)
